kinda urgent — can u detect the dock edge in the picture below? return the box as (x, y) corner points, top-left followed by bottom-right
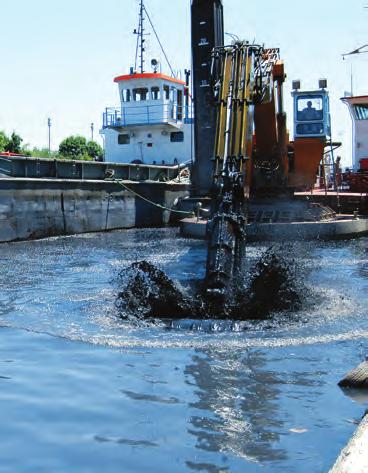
(329, 413), (368, 473)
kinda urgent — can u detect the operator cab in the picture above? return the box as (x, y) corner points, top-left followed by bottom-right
(292, 79), (331, 139)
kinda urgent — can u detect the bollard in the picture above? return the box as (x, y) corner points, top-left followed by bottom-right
(338, 360), (368, 388)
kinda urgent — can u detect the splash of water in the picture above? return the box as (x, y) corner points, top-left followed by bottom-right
(116, 248), (302, 322)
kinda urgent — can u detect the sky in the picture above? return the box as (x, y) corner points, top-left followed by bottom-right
(0, 0), (367, 167)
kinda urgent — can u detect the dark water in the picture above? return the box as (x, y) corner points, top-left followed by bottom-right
(0, 228), (367, 472)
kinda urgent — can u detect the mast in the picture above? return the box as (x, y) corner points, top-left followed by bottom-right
(139, 0), (145, 73)
(133, 0), (176, 77)
(134, 0), (146, 74)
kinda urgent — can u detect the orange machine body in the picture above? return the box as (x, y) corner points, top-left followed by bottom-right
(251, 65), (330, 194)
(288, 138), (326, 189)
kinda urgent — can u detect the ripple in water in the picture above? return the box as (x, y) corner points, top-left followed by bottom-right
(0, 231), (366, 351)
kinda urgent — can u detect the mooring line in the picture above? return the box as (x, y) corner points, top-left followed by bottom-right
(112, 179), (194, 216)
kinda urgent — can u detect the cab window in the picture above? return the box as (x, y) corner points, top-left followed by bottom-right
(151, 86), (161, 100)
(122, 89), (131, 102)
(296, 95), (323, 121)
(163, 85), (170, 100)
(133, 88), (149, 101)
(177, 89), (183, 119)
(170, 87), (177, 102)
(296, 123), (324, 136)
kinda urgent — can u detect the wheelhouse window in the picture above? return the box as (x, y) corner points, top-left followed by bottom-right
(170, 131), (184, 142)
(354, 104), (368, 120)
(177, 89), (183, 119)
(122, 89), (131, 102)
(133, 88), (149, 101)
(296, 95), (323, 121)
(151, 86), (161, 100)
(163, 85), (170, 100)
(118, 134), (130, 145)
(170, 87), (177, 102)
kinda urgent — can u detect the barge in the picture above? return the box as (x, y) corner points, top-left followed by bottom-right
(0, 156), (190, 243)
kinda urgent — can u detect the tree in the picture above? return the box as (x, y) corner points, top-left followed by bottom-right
(59, 135), (88, 160)
(86, 140), (103, 161)
(0, 131), (9, 152)
(58, 136), (103, 161)
(5, 132), (23, 154)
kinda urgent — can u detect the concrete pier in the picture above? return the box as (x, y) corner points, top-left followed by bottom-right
(329, 414), (368, 473)
(0, 178), (189, 243)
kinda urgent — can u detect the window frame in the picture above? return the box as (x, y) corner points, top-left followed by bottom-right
(163, 85), (170, 100)
(296, 94), (324, 122)
(170, 131), (184, 143)
(118, 134), (131, 145)
(151, 86), (161, 100)
(122, 89), (131, 103)
(133, 87), (149, 102)
(354, 104), (368, 120)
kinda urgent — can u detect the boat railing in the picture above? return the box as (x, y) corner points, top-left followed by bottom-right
(103, 103), (193, 128)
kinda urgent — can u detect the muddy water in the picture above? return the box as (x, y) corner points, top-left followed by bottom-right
(0, 228), (367, 472)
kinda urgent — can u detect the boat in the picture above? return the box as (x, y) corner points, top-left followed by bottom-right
(340, 95), (368, 192)
(100, 0), (193, 167)
(0, 0), (191, 243)
(101, 72), (193, 166)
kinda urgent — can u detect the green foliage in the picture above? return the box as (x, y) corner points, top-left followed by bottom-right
(86, 140), (103, 161)
(5, 132), (23, 154)
(59, 135), (87, 159)
(0, 131), (103, 161)
(0, 130), (29, 154)
(31, 148), (59, 159)
(21, 148), (32, 157)
(0, 131), (9, 152)
(59, 136), (103, 161)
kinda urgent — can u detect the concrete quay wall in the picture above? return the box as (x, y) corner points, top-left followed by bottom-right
(329, 414), (368, 473)
(0, 178), (189, 243)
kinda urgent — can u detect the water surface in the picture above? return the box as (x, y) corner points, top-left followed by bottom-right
(0, 229), (367, 472)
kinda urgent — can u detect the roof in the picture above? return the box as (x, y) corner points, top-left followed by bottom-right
(114, 72), (186, 85)
(341, 95), (368, 102)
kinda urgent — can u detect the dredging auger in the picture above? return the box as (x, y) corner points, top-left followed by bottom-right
(204, 43), (286, 297)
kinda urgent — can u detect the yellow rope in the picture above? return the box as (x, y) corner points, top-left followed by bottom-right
(113, 179), (194, 216)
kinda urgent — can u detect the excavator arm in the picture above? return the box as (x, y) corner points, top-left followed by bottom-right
(205, 43), (285, 297)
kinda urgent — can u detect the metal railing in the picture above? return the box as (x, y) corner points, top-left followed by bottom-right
(103, 103), (192, 128)
(0, 156), (185, 182)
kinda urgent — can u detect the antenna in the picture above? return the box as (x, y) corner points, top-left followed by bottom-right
(132, 0), (175, 77)
(351, 62), (354, 96)
(342, 44), (368, 58)
(142, 2), (176, 77)
(134, 0), (147, 73)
